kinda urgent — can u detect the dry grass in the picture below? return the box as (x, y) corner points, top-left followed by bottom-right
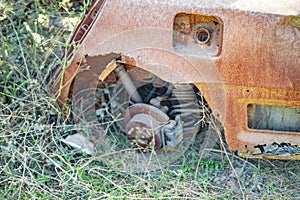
(0, 1), (299, 199)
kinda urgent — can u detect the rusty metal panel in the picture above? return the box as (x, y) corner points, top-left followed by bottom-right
(50, 0), (300, 158)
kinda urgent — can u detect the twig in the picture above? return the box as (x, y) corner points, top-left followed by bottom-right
(210, 117), (246, 199)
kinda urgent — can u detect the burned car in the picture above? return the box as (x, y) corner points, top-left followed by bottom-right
(50, 0), (300, 171)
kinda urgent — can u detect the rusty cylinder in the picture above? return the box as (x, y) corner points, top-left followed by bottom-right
(114, 64), (143, 103)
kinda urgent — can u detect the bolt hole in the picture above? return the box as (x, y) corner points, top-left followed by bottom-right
(246, 89), (250, 92)
(195, 28), (210, 44)
(91, 10), (98, 19)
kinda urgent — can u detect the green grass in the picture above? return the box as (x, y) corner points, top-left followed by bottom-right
(0, 1), (299, 199)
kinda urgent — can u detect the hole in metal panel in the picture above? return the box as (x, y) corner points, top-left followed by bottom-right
(195, 28), (210, 44)
(173, 13), (223, 57)
(247, 104), (300, 132)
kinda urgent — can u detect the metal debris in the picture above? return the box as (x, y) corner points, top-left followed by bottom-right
(254, 143), (300, 157)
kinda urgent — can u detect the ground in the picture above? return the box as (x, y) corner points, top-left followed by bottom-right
(0, 1), (299, 199)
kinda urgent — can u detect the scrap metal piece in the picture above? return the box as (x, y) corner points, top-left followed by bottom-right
(245, 143), (300, 160)
(253, 143), (300, 157)
(61, 133), (95, 155)
(50, 0), (300, 160)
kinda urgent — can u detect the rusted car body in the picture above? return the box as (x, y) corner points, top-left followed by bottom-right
(51, 0), (300, 160)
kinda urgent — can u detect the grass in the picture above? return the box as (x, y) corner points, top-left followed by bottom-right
(0, 1), (300, 199)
